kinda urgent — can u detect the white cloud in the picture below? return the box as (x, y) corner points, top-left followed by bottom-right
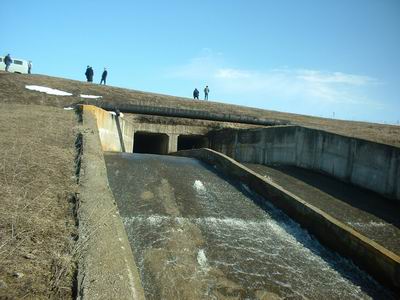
(215, 68), (251, 79)
(297, 70), (376, 86)
(165, 50), (383, 117)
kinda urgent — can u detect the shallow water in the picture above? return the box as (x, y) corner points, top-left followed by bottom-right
(105, 152), (395, 299)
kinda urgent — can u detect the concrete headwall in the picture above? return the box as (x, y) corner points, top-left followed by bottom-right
(127, 121), (211, 153)
(209, 126), (400, 202)
(82, 105), (218, 153)
(83, 105), (134, 152)
(174, 148), (400, 292)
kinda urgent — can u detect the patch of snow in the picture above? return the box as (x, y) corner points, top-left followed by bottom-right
(347, 221), (387, 228)
(80, 94), (102, 99)
(193, 180), (206, 192)
(263, 175), (273, 182)
(108, 111), (124, 118)
(25, 85), (72, 96)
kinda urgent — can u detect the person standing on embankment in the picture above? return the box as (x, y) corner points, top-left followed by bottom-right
(85, 66), (94, 82)
(193, 88), (199, 99)
(100, 68), (108, 85)
(204, 85), (209, 100)
(4, 54), (12, 72)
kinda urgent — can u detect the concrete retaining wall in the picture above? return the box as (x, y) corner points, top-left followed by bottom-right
(83, 105), (134, 152)
(174, 148), (400, 292)
(209, 126), (400, 202)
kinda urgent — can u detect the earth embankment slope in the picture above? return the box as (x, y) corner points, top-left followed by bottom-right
(1, 72), (400, 147)
(0, 103), (77, 298)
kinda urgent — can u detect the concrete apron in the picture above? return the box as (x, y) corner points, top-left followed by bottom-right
(173, 148), (400, 293)
(76, 109), (145, 299)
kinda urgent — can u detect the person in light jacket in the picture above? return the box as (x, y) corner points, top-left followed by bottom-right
(204, 85), (210, 100)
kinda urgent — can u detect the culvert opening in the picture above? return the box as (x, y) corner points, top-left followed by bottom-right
(177, 135), (208, 151)
(133, 132), (169, 154)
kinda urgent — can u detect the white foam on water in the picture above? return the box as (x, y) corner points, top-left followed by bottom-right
(80, 94), (102, 99)
(25, 85), (72, 96)
(193, 180), (206, 193)
(123, 215), (168, 226)
(197, 249), (208, 269)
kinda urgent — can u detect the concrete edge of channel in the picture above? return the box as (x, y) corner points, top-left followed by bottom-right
(76, 107), (145, 299)
(173, 148), (400, 293)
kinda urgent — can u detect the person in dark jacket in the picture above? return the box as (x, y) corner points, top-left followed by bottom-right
(193, 88), (199, 99)
(85, 66), (94, 82)
(4, 54), (12, 72)
(85, 66), (90, 82)
(100, 68), (108, 85)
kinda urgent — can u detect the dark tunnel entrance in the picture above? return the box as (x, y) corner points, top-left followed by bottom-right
(133, 132), (169, 154)
(177, 135), (208, 151)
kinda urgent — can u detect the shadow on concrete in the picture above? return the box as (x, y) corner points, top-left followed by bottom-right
(115, 116), (126, 152)
(270, 165), (400, 228)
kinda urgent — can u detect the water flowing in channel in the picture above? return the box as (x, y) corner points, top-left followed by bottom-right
(105, 153), (394, 299)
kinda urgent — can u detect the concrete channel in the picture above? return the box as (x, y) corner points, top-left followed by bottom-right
(77, 105), (399, 298)
(105, 152), (395, 299)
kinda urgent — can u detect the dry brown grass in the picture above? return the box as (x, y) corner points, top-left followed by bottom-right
(0, 104), (77, 299)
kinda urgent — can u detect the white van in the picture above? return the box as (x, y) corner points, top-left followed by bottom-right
(0, 57), (29, 74)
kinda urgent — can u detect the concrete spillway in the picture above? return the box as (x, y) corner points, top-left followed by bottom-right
(104, 152), (394, 299)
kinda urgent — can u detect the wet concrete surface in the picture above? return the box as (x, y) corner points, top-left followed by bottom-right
(245, 164), (400, 256)
(104, 152), (395, 299)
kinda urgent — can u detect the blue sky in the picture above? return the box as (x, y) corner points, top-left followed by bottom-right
(1, 0), (399, 124)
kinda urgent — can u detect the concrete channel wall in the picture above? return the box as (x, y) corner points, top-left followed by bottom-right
(79, 106), (145, 299)
(209, 126), (400, 202)
(174, 148), (400, 292)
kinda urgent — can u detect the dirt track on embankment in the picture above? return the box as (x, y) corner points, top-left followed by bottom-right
(1, 71), (400, 147)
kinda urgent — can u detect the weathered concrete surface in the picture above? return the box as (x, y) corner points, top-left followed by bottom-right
(83, 105), (260, 154)
(77, 110), (145, 299)
(124, 114), (257, 153)
(174, 148), (400, 293)
(105, 152), (394, 299)
(245, 164), (400, 255)
(209, 126), (400, 202)
(87, 101), (288, 126)
(82, 105), (133, 152)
